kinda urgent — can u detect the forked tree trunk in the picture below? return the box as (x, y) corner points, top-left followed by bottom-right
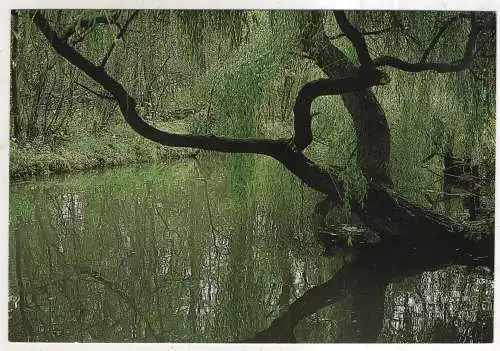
(301, 12), (391, 185)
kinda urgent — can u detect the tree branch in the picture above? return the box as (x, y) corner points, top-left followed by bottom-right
(30, 10), (349, 203)
(74, 81), (116, 101)
(334, 11), (374, 68)
(374, 14), (480, 73)
(293, 71), (390, 151)
(419, 14), (463, 63)
(300, 11), (393, 185)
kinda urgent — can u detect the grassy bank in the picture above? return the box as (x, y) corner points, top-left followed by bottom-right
(10, 121), (197, 182)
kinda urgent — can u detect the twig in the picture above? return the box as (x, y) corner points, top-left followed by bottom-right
(419, 15), (463, 63)
(99, 11), (139, 68)
(75, 81), (116, 101)
(329, 26), (395, 41)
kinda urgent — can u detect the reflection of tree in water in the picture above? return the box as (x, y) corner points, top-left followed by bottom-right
(48, 192), (85, 253)
(245, 238), (493, 343)
(381, 267), (493, 342)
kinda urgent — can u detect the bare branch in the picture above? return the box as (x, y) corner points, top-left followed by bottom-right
(419, 15), (463, 63)
(374, 14), (480, 73)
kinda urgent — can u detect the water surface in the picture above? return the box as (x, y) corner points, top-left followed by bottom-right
(9, 156), (493, 342)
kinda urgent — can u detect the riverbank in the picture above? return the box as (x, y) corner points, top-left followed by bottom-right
(9, 121), (197, 182)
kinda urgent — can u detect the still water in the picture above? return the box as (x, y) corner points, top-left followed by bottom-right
(9, 155), (493, 342)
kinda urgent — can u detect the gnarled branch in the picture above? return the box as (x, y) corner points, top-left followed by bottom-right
(293, 71), (390, 151)
(31, 10), (371, 203)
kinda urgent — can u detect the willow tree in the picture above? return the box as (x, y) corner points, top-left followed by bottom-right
(20, 10), (495, 255)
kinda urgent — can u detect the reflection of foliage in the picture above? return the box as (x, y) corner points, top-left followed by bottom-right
(9, 9), (495, 343)
(9, 157), (335, 342)
(10, 158), (493, 342)
(381, 266), (493, 342)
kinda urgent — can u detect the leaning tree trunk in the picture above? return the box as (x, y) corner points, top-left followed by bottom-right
(28, 10), (493, 257)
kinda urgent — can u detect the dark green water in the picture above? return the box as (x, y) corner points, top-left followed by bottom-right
(8, 156), (493, 342)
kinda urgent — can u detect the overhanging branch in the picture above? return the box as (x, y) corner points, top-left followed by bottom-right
(30, 10), (351, 203)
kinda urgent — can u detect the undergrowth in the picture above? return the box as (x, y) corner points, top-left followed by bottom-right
(10, 121), (193, 182)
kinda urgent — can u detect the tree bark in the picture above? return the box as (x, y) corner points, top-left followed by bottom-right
(300, 12), (493, 245)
